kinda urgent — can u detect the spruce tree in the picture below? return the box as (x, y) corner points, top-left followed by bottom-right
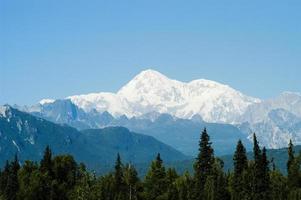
(40, 145), (53, 176)
(287, 153), (301, 190)
(287, 139), (294, 172)
(167, 183), (179, 200)
(194, 128), (214, 200)
(253, 133), (261, 163)
(260, 147), (270, 199)
(124, 164), (140, 200)
(0, 161), (10, 196)
(287, 139), (298, 190)
(270, 169), (288, 200)
(144, 153), (167, 200)
(114, 153), (125, 199)
(231, 140), (248, 200)
(251, 134), (271, 200)
(5, 155), (20, 200)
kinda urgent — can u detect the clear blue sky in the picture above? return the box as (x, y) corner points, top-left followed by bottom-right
(1, 0), (300, 105)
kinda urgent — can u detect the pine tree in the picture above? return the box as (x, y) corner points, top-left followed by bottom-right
(167, 182), (179, 200)
(166, 168), (178, 185)
(253, 133), (261, 164)
(287, 140), (294, 172)
(252, 133), (262, 199)
(260, 147), (270, 200)
(231, 140), (248, 200)
(124, 164), (140, 200)
(114, 153), (124, 196)
(194, 128), (214, 200)
(203, 176), (215, 200)
(270, 169), (288, 200)
(250, 134), (271, 200)
(5, 154), (20, 200)
(176, 171), (191, 200)
(287, 153), (301, 191)
(287, 140), (299, 190)
(40, 145), (53, 176)
(0, 161), (10, 196)
(144, 153), (167, 200)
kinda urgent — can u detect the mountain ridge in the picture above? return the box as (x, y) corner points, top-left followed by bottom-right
(0, 105), (188, 171)
(27, 69), (301, 149)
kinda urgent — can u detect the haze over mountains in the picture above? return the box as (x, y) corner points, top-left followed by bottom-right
(18, 69), (301, 152)
(0, 105), (187, 173)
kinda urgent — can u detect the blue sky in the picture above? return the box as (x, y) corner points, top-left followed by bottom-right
(1, 0), (300, 105)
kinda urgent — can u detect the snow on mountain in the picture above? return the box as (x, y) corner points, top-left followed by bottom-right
(0, 105), (11, 118)
(67, 69), (260, 123)
(39, 99), (55, 105)
(236, 92), (301, 148)
(33, 69), (301, 149)
(0, 106), (7, 117)
(238, 91), (301, 124)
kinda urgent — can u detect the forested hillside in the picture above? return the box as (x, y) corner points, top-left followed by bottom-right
(1, 129), (301, 200)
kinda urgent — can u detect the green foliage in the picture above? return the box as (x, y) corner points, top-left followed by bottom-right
(194, 128), (214, 199)
(144, 153), (167, 200)
(0, 130), (300, 200)
(231, 140), (248, 200)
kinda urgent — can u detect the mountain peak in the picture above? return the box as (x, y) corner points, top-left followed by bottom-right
(138, 69), (166, 77)
(0, 105), (11, 117)
(40, 99), (55, 105)
(125, 69), (171, 85)
(40, 69), (260, 123)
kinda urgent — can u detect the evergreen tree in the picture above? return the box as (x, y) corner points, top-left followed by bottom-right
(166, 168), (178, 186)
(193, 128), (214, 200)
(287, 140), (294, 173)
(40, 145), (53, 176)
(0, 161), (10, 196)
(288, 188), (301, 200)
(287, 154), (301, 190)
(203, 176), (215, 200)
(231, 140), (248, 200)
(249, 134), (271, 200)
(253, 133), (261, 164)
(260, 147), (270, 200)
(4, 154), (20, 200)
(287, 140), (300, 190)
(175, 171), (191, 200)
(114, 153), (126, 199)
(270, 169), (288, 200)
(124, 164), (140, 200)
(252, 133), (262, 199)
(144, 153), (167, 200)
(167, 182), (179, 200)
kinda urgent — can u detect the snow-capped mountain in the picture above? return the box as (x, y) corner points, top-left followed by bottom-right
(238, 92), (301, 124)
(237, 92), (301, 148)
(67, 69), (260, 123)
(33, 69), (301, 149)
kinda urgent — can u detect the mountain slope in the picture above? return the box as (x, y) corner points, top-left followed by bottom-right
(237, 92), (301, 148)
(26, 100), (251, 156)
(67, 69), (260, 123)
(31, 69), (301, 149)
(0, 106), (188, 171)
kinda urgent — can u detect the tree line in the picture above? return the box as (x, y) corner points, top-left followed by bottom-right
(0, 128), (301, 200)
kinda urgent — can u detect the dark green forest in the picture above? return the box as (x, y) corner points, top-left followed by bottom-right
(1, 129), (301, 200)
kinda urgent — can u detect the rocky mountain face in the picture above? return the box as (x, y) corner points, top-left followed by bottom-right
(0, 105), (188, 171)
(24, 69), (301, 150)
(66, 69), (260, 123)
(24, 99), (251, 156)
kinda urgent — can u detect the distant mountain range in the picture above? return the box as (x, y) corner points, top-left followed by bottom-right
(20, 69), (301, 150)
(19, 99), (251, 156)
(0, 105), (188, 173)
(1, 105), (298, 177)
